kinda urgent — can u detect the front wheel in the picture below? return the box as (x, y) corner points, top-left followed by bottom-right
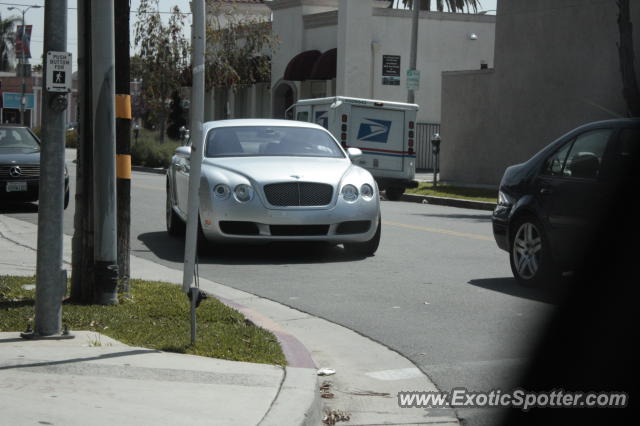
(343, 217), (381, 257)
(385, 187), (405, 201)
(509, 217), (557, 286)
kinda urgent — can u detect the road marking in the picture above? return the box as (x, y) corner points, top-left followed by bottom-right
(366, 368), (424, 381)
(383, 220), (493, 241)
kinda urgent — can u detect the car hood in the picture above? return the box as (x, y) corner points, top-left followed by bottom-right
(0, 149), (40, 165)
(203, 156), (353, 185)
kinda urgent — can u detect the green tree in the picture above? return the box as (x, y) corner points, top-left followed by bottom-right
(133, 0), (189, 142)
(0, 13), (19, 71)
(398, 0), (481, 13)
(204, 0), (279, 91)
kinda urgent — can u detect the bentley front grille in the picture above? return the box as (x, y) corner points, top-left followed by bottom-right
(264, 182), (333, 206)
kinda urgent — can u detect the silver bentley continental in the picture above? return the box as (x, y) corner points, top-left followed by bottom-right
(166, 119), (381, 256)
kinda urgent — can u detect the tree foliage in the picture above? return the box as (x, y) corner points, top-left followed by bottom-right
(133, 0), (189, 141)
(397, 0), (481, 13)
(0, 13), (19, 71)
(204, 0), (279, 89)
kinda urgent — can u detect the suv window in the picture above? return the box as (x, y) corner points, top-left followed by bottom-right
(543, 141), (572, 176)
(619, 127), (639, 158)
(563, 129), (612, 179)
(543, 129), (612, 179)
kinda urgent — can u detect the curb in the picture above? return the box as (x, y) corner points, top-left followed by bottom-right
(401, 193), (496, 211)
(205, 293), (320, 426)
(259, 367), (321, 426)
(132, 165), (167, 175)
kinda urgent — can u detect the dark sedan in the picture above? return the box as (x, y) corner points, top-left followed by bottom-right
(492, 119), (639, 286)
(0, 125), (69, 209)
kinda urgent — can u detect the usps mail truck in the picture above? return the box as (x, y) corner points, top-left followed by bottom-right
(290, 96), (419, 200)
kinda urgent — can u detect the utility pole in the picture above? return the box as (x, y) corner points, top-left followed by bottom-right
(115, 0), (131, 293)
(22, 0), (71, 339)
(407, 0), (420, 104)
(71, 0), (95, 303)
(92, 1), (119, 305)
(183, 0), (206, 344)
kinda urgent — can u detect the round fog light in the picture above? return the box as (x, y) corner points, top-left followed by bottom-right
(341, 184), (359, 202)
(214, 184), (230, 199)
(234, 184), (254, 202)
(360, 184), (374, 200)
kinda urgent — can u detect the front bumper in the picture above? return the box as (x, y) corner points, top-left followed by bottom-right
(0, 178), (39, 202)
(198, 187), (380, 243)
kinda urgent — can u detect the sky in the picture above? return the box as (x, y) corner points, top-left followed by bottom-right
(0, 0), (496, 71)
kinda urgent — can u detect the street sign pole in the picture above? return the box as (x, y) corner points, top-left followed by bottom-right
(183, 0), (206, 345)
(22, 0), (72, 340)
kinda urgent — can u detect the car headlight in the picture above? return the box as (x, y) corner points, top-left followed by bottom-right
(234, 184), (254, 202)
(341, 184), (359, 202)
(213, 184), (230, 200)
(498, 190), (513, 206)
(360, 183), (374, 200)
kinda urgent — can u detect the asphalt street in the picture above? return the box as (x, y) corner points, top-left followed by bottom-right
(4, 154), (560, 426)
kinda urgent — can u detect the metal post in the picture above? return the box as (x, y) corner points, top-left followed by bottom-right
(23, 0), (70, 339)
(407, 0), (420, 104)
(183, 0), (206, 345)
(115, 0), (131, 293)
(92, 0), (119, 305)
(70, 0), (95, 303)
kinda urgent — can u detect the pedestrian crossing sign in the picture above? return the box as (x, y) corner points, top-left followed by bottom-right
(46, 51), (72, 93)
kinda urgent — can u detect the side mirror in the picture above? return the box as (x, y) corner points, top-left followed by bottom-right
(347, 147), (362, 161)
(175, 146), (190, 157)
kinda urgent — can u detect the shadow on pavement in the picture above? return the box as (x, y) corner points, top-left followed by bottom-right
(0, 202), (38, 214)
(137, 231), (361, 266)
(413, 212), (492, 222)
(468, 277), (566, 305)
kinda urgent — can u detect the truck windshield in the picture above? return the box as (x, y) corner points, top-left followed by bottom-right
(205, 126), (345, 158)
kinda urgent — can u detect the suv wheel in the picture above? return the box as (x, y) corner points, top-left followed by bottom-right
(510, 217), (557, 286)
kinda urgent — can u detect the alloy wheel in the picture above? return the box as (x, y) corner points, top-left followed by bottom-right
(512, 222), (543, 280)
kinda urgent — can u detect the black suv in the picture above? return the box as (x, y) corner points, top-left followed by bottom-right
(492, 119), (639, 286)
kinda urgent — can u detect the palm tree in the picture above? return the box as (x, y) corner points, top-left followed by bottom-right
(396, 0), (482, 13)
(0, 13), (19, 71)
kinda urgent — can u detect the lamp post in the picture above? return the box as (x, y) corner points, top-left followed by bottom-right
(8, 5), (41, 126)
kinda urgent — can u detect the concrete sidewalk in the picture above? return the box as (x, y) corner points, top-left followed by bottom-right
(0, 213), (459, 425)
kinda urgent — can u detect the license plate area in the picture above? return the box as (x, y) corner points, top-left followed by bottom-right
(6, 181), (28, 192)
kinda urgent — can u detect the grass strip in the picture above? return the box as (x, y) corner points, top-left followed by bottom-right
(406, 182), (497, 203)
(0, 275), (286, 366)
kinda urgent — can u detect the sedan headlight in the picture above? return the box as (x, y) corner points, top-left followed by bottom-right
(213, 184), (230, 200)
(341, 184), (359, 202)
(234, 184), (254, 202)
(360, 183), (374, 200)
(498, 190), (513, 206)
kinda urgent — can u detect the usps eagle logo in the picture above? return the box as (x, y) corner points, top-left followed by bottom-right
(357, 119), (391, 143)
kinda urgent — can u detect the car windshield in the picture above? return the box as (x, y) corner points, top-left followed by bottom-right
(0, 128), (40, 151)
(205, 126), (345, 158)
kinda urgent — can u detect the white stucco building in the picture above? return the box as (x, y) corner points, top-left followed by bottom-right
(205, 0), (496, 169)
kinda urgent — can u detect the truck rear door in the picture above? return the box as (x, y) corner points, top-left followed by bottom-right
(349, 106), (406, 172)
